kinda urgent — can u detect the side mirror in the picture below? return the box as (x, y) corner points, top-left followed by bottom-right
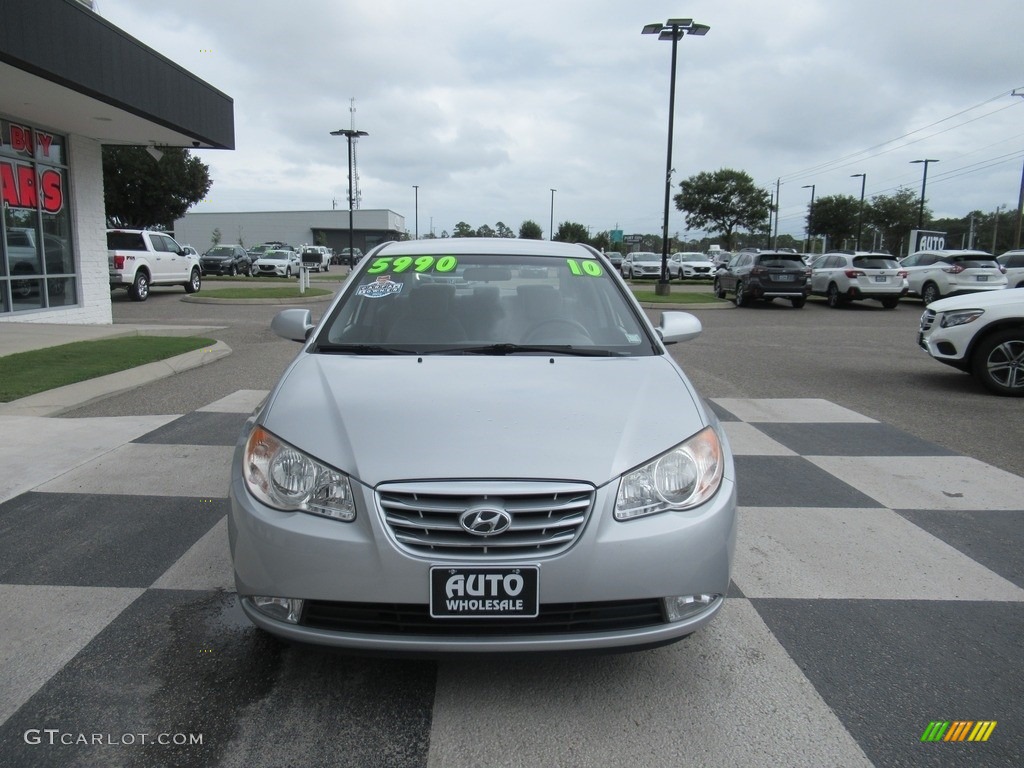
(271, 308), (315, 343)
(656, 311), (702, 345)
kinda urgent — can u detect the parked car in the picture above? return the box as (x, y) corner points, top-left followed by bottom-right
(252, 249), (301, 278)
(201, 244), (251, 277)
(809, 251), (907, 309)
(621, 251), (665, 279)
(602, 250), (623, 272)
(997, 250), (1024, 288)
(667, 252), (714, 280)
(337, 248), (364, 266)
(714, 250), (809, 308)
(228, 238), (737, 653)
(900, 249), (1007, 305)
(918, 287), (1024, 396)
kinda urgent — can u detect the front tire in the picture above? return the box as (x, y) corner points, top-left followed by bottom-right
(129, 270), (150, 301)
(184, 268), (201, 294)
(713, 278), (725, 299)
(972, 329), (1024, 396)
(826, 283), (843, 308)
(734, 280), (746, 307)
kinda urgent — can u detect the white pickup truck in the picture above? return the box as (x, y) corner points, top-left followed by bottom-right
(107, 229), (202, 301)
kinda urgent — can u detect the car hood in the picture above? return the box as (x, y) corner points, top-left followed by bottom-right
(260, 354), (707, 488)
(927, 287), (1024, 312)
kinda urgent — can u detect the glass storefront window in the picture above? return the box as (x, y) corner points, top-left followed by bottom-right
(1, 118), (77, 313)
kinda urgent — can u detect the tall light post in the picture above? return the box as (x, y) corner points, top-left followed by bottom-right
(851, 173), (866, 250)
(802, 184), (816, 254)
(549, 189), (556, 240)
(412, 185), (419, 240)
(911, 159), (938, 229)
(643, 18), (710, 295)
(330, 128), (369, 263)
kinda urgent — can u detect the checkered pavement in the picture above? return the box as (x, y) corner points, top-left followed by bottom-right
(0, 394), (1020, 767)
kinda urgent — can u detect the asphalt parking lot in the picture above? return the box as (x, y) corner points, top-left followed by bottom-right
(1, 282), (1019, 767)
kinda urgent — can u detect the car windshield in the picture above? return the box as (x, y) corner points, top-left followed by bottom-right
(315, 251), (655, 356)
(263, 251), (291, 261)
(946, 255), (998, 268)
(207, 247), (233, 256)
(757, 255), (804, 268)
(852, 256), (899, 269)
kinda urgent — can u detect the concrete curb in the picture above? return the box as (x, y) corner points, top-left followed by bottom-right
(0, 340), (232, 417)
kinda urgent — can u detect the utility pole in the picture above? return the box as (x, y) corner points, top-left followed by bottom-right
(1013, 89), (1024, 248)
(773, 178), (780, 249)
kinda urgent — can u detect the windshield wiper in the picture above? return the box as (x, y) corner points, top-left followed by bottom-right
(427, 343), (624, 357)
(314, 343), (411, 355)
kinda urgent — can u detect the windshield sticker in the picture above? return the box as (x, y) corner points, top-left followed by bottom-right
(566, 258), (604, 277)
(355, 275), (404, 298)
(367, 255), (458, 275)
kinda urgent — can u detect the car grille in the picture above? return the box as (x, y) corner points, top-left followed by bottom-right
(301, 599), (665, 635)
(377, 481), (594, 558)
(920, 309), (937, 331)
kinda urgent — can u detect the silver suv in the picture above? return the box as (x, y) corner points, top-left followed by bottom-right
(900, 249), (1007, 305)
(997, 250), (1024, 289)
(809, 251), (907, 309)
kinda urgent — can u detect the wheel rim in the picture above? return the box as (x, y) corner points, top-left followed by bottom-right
(827, 285), (838, 307)
(137, 275), (149, 297)
(734, 282), (744, 306)
(986, 339), (1024, 391)
(191, 271), (200, 291)
(923, 285), (938, 304)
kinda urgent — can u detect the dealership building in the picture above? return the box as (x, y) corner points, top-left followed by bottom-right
(0, 0), (234, 324)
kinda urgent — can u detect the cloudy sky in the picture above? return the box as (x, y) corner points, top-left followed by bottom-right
(95, 0), (1023, 243)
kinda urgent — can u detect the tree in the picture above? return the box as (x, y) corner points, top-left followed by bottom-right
(674, 168), (770, 250)
(452, 221), (476, 237)
(807, 194), (860, 249)
(554, 221), (590, 243)
(211, 228), (222, 247)
(103, 146), (212, 229)
(476, 224), (495, 238)
(867, 188), (923, 256)
(519, 220), (543, 239)
(495, 221), (515, 238)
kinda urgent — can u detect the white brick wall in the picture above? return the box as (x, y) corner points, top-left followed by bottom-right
(0, 134), (113, 325)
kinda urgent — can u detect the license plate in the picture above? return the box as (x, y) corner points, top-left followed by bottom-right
(774, 273), (794, 282)
(977, 275), (988, 282)
(430, 566), (539, 618)
(874, 275), (888, 283)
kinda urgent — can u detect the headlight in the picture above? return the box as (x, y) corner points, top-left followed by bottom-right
(615, 426), (724, 521)
(939, 309), (984, 328)
(243, 425), (356, 521)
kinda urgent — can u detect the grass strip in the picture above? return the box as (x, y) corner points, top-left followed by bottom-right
(630, 290), (726, 304)
(0, 336), (216, 402)
(198, 287), (332, 299)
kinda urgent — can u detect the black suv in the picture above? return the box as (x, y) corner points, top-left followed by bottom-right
(201, 244), (251, 276)
(714, 250), (810, 308)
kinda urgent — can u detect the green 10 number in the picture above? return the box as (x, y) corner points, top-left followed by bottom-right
(565, 258), (604, 277)
(367, 255), (458, 274)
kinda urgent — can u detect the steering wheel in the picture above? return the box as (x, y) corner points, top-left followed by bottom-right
(522, 318), (593, 344)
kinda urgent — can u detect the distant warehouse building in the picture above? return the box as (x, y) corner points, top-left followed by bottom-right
(173, 209), (407, 256)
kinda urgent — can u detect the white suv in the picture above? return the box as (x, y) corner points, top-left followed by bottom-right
(900, 249), (1007, 304)
(997, 250), (1024, 289)
(918, 287), (1024, 396)
(809, 251), (907, 309)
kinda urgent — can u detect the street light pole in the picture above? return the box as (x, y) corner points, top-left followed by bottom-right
(911, 159), (938, 230)
(330, 128), (369, 264)
(643, 18), (709, 296)
(413, 185), (419, 240)
(851, 173), (866, 250)
(802, 184), (816, 254)
(549, 189), (556, 240)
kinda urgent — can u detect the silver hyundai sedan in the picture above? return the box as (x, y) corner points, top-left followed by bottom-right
(228, 238), (737, 653)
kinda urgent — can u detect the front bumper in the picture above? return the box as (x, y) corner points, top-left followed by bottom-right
(228, 454), (737, 653)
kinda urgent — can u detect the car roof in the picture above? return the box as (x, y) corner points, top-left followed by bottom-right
(373, 238), (600, 259)
(908, 249), (994, 257)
